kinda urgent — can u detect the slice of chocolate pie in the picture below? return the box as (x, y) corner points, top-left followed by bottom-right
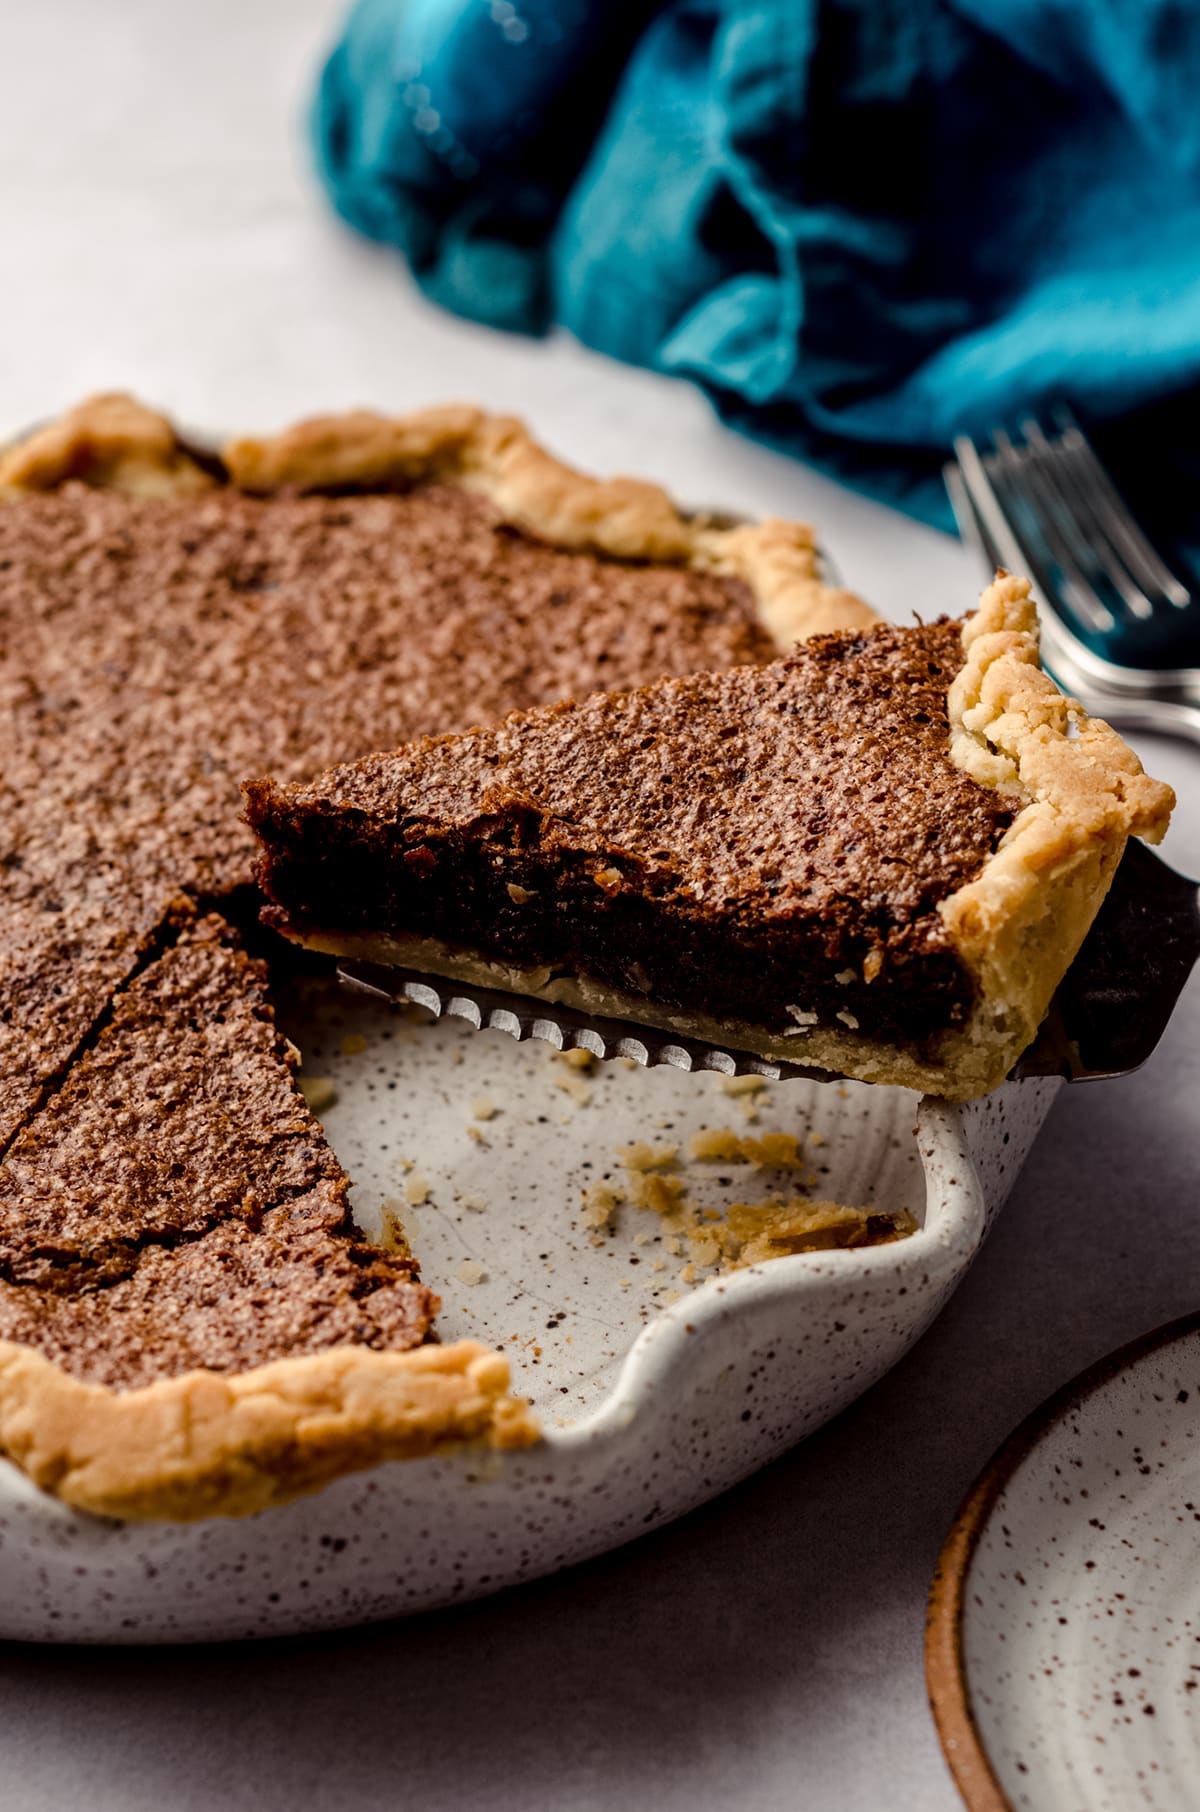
(248, 575), (1174, 1101)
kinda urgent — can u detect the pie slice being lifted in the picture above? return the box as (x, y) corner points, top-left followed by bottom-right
(248, 575), (1174, 1101)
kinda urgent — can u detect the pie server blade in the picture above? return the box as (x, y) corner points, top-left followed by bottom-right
(338, 842), (1199, 1089)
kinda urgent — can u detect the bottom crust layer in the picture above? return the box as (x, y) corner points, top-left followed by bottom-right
(284, 926), (1044, 1101)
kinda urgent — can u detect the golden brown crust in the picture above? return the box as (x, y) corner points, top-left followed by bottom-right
(0, 394), (215, 498)
(0, 1337), (537, 1522)
(935, 571), (1174, 1094)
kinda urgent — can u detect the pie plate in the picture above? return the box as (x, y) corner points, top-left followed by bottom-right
(928, 1312), (1200, 1811)
(0, 976), (1060, 1643)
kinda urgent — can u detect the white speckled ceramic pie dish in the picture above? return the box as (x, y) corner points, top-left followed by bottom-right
(927, 1312), (1200, 1811)
(0, 977), (1060, 1643)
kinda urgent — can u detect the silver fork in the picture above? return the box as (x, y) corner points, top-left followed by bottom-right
(946, 410), (1200, 743)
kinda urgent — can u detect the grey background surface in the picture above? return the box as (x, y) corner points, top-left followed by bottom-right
(2, 4), (1197, 1806)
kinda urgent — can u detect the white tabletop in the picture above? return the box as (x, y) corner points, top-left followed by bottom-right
(2, 5), (1198, 1807)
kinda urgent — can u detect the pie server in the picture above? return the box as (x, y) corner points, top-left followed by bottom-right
(339, 839), (1199, 1089)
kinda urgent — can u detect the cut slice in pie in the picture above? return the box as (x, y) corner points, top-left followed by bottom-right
(248, 574), (1174, 1101)
(0, 911), (533, 1522)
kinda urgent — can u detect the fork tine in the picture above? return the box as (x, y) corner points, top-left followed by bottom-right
(953, 433), (1077, 631)
(1050, 407), (1192, 609)
(943, 461), (1005, 571)
(1019, 417), (1156, 623)
(993, 426), (1125, 633)
(982, 430), (1117, 635)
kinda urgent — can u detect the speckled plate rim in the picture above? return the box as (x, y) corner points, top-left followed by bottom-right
(925, 1307), (1200, 1812)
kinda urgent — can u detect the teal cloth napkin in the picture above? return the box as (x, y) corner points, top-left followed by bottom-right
(314, 0), (1200, 536)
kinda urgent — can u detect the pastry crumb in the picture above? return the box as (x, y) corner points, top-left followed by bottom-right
(628, 1171), (687, 1215)
(581, 1182), (625, 1230)
(456, 1258), (486, 1286)
(377, 1198), (411, 1251)
(506, 882), (535, 905)
(553, 1071), (593, 1107)
(744, 1132), (803, 1168)
(404, 1173), (430, 1207)
(618, 1140), (678, 1171)
(686, 1231), (721, 1268)
(728, 1199), (916, 1265)
(471, 1095), (498, 1121)
(688, 1126), (744, 1163)
(719, 1075), (767, 1098)
(460, 1193), (487, 1213)
(558, 1047), (596, 1072)
(466, 1124), (487, 1144)
(688, 1127), (802, 1168)
(298, 1077), (337, 1114)
(340, 1032), (368, 1057)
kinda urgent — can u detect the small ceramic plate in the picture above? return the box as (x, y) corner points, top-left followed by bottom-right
(927, 1312), (1200, 1811)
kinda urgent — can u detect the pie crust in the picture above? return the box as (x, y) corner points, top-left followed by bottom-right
(0, 393), (872, 1520)
(0, 1338), (535, 1521)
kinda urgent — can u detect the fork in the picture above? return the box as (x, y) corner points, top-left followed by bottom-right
(946, 410), (1200, 744)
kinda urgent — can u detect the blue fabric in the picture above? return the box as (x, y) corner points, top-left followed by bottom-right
(313, 0), (1200, 532)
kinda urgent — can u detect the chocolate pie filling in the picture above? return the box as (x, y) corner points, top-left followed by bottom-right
(248, 621), (1015, 1052)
